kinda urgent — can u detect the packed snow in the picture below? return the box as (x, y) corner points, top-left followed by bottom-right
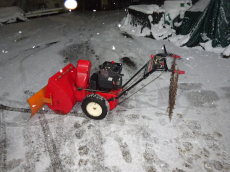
(0, 8), (230, 172)
(0, 6), (27, 24)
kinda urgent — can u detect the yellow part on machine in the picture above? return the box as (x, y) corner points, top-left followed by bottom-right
(27, 85), (48, 118)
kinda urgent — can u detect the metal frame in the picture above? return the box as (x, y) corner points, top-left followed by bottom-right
(108, 57), (169, 101)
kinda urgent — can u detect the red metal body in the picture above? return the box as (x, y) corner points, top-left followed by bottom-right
(45, 63), (78, 114)
(171, 54), (181, 59)
(93, 89), (122, 110)
(44, 60), (121, 114)
(149, 55), (154, 71)
(74, 60), (91, 102)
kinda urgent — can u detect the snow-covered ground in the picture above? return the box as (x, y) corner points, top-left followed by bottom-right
(0, 9), (230, 172)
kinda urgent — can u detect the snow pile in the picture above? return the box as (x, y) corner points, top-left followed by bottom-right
(199, 41), (225, 54)
(120, 13), (151, 37)
(120, 2), (191, 40)
(169, 35), (230, 54)
(163, 0), (192, 26)
(129, 4), (164, 14)
(169, 34), (191, 46)
(120, 13), (174, 39)
(120, 2), (229, 54)
(223, 44), (230, 57)
(174, 19), (183, 27)
(120, 5), (174, 39)
(0, 6), (27, 24)
(148, 15), (175, 40)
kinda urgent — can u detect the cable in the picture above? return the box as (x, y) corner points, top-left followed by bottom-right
(118, 70), (165, 105)
(123, 70), (145, 91)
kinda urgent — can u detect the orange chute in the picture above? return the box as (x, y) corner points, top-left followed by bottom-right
(27, 85), (48, 118)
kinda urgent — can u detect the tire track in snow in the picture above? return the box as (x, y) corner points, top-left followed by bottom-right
(22, 124), (36, 171)
(0, 111), (7, 172)
(54, 117), (64, 151)
(38, 114), (63, 172)
(0, 104), (85, 118)
(115, 137), (132, 163)
(0, 43), (56, 67)
(156, 83), (168, 107)
(19, 42), (60, 90)
(0, 104), (31, 114)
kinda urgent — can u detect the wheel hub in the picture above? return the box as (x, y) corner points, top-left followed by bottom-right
(86, 102), (102, 117)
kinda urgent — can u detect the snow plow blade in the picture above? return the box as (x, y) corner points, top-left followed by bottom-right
(27, 85), (47, 118)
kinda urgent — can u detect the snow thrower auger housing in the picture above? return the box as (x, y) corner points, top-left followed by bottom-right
(28, 46), (185, 120)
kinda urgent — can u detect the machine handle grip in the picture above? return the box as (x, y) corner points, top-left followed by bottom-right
(174, 70), (185, 74)
(171, 54), (181, 59)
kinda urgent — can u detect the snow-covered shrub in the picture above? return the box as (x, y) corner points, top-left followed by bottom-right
(120, 5), (175, 40)
(0, 6), (27, 25)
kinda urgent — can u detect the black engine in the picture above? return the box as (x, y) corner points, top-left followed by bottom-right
(89, 61), (123, 91)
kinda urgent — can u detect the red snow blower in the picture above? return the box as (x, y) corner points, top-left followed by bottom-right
(28, 45), (185, 120)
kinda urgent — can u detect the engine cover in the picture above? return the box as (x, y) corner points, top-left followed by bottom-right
(97, 61), (123, 91)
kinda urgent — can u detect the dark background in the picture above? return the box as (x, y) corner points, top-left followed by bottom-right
(0, 0), (200, 12)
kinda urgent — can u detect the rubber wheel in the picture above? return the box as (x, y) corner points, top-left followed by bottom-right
(81, 94), (110, 120)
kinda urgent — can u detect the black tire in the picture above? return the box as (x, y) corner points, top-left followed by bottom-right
(81, 94), (110, 120)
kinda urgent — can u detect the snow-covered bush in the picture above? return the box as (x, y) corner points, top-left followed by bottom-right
(148, 15), (175, 40)
(163, 0), (192, 26)
(0, 6), (27, 25)
(119, 5), (174, 40)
